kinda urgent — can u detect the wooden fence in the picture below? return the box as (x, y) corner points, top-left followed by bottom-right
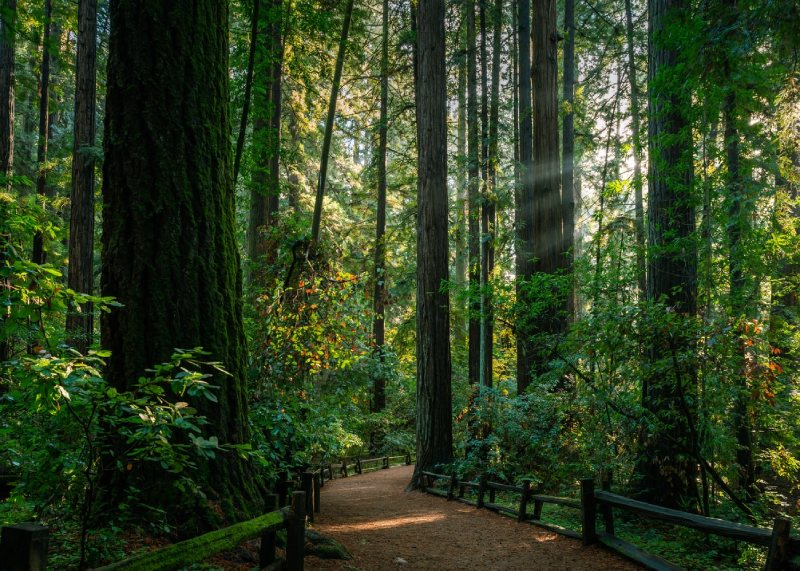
(420, 470), (800, 571)
(0, 450), (414, 571)
(0, 492), (307, 571)
(316, 451), (415, 480)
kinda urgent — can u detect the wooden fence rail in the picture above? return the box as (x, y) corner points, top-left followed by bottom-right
(329, 450), (415, 479)
(419, 471), (800, 571)
(0, 492), (307, 571)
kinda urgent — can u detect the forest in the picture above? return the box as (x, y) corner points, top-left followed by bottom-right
(0, 0), (798, 568)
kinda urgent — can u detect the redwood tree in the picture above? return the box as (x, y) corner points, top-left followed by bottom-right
(247, 0), (284, 284)
(635, 0), (699, 510)
(515, 0), (534, 394)
(412, 0), (452, 486)
(67, 0), (97, 352)
(0, 0), (14, 185)
(372, 0), (389, 412)
(101, 0), (261, 523)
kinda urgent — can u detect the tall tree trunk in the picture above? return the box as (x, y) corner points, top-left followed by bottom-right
(511, 0), (519, 206)
(479, 0), (489, 387)
(412, 0), (452, 487)
(247, 0), (284, 286)
(530, 0), (562, 372)
(310, 0), (355, 246)
(233, 0), (261, 187)
(467, 0), (480, 389)
(66, 0), (97, 353)
(625, 0), (646, 299)
(372, 0), (389, 413)
(31, 0), (52, 265)
(717, 0), (755, 498)
(635, 0), (698, 510)
(724, 86), (756, 499)
(515, 0), (533, 394)
(0, 0), (15, 363)
(101, 0), (262, 526)
(562, 0), (575, 320)
(0, 0), (14, 185)
(483, 0), (501, 389)
(454, 14), (467, 350)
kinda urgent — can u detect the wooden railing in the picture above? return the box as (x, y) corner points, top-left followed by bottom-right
(420, 471), (800, 571)
(0, 492), (307, 571)
(315, 451), (415, 480)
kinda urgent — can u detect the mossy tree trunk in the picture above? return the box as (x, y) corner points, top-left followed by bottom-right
(101, 0), (262, 527)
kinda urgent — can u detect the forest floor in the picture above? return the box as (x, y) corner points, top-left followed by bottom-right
(303, 464), (643, 570)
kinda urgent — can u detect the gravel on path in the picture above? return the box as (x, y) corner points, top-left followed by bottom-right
(307, 464), (643, 570)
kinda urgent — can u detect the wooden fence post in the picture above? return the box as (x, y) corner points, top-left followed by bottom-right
(477, 474), (488, 509)
(287, 491), (306, 571)
(518, 479), (532, 522)
(383, 456), (389, 469)
(532, 483), (544, 520)
(313, 472), (321, 514)
(600, 471), (614, 535)
(0, 523), (49, 571)
(765, 517), (791, 571)
(259, 494), (279, 568)
(580, 478), (597, 546)
(301, 472), (314, 523)
(447, 472), (457, 501)
(277, 471), (289, 508)
(405, 452), (412, 465)
(355, 458), (362, 475)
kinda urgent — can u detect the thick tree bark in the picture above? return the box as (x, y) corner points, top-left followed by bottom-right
(412, 0), (452, 487)
(479, 0), (488, 387)
(635, 0), (698, 510)
(66, 0), (97, 353)
(562, 0), (575, 318)
(530, 0), (562, 373)
(515, 0), (533, 394)
(0, 0), (14, 184)
(466, 0), (480, 389)
(247, 0), (284, 284)
(454, 14), (467, 350)
(482, 0), (501, 389)
(0, 0), (14, 363)
(310, 0), (355, 246)
(624, 0), (646, 299)
(31, 0), (52, 265)
(101, 0), (262, 526)
(372, 0), (389, 413)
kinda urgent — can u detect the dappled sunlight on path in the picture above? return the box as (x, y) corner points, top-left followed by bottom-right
(308, 465), (642, 570)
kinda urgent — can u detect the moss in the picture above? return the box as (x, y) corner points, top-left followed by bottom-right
(94, 511), (285, 571)
(305, 529), (351, 560)
(101, 0), (264, 525)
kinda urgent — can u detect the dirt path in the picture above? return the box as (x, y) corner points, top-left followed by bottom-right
(307, 465), (642, 570)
